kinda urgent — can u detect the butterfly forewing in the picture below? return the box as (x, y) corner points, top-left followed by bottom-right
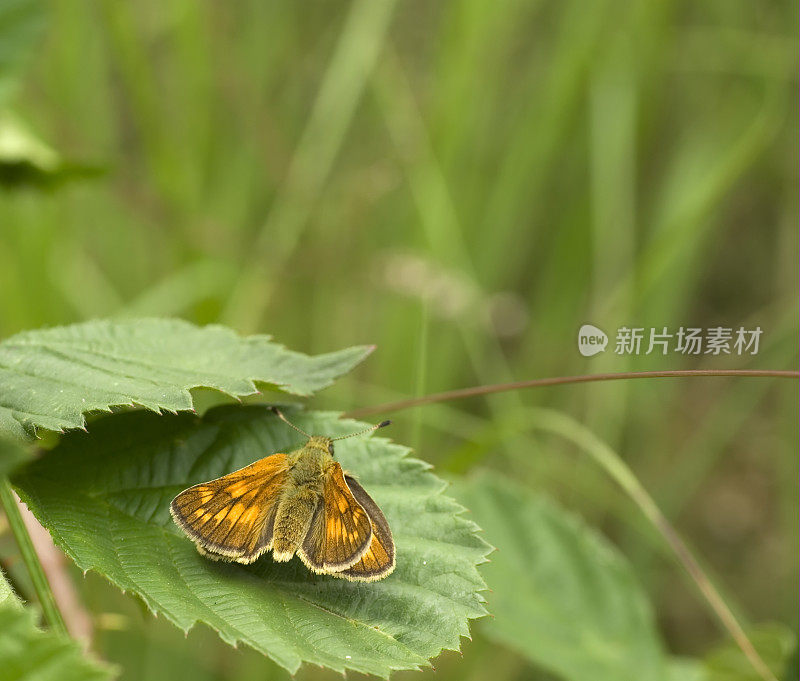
(338, 475), (395, 581)
(298, 462), (373, 572)
(170, 453), (290, 563)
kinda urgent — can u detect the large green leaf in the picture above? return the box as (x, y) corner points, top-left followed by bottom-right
(0, 318), (372, 440)
(12, 407), (490, 677)
(0, 604), (114, 681)
(451, 471), (667, 681)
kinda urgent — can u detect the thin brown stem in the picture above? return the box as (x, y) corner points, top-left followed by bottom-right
(343, 369), (798, 419)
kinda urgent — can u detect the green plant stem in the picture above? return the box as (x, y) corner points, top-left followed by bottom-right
(527, 408), (778, 681)
(346, 370), (794, 680)
(0, 478), (68, 636)
(344, 369), (798, 418)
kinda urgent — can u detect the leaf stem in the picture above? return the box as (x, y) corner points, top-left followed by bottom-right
(344, 369), (798, 419)
(528, 408), (778, 681)
(0, 479), (68, 636)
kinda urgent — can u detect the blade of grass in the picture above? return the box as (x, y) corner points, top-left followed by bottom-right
(585, 30), (637, 448)
(657, 309), (799, 517)
(0, 479), (67, 636)
(411, 297), (430, 453)
(527, 407), (779, 681)
(16, 498), (94, 645)
(372, 46), (534, 459)
(119, 259), (236, 318)
(601, 83), (787, 321)
(98, 0), (185, 208)
(222, 0), (397, 332)
(477, 0), (611, 281)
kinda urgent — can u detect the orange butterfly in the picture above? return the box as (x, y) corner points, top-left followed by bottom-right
(170, 409), (395, 582)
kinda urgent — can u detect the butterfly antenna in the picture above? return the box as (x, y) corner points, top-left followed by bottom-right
(331, 420), (391, 441)
(270, 407), (312, 439)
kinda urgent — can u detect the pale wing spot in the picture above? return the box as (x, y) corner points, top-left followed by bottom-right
(225, 481), (250, 496)
(190, 508), (205, 520)
(227, 502), (246, 523)
(213, 508), (228, 522)
(239, 506), (259, 525)
(199, 490), (214, 503)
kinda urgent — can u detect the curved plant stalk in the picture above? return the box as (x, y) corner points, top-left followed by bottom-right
(344, 369), (798, 419)
(527, 408), (778, 681)
(17, 499), (94, 646)
(345, 370), (796, 681)
(0, 479), (67, 636)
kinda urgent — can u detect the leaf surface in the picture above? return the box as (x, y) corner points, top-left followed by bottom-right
(0, 434), (28, 477)
(0, 604), (114, 681)
(452, 471), (667, 681)
(13, 407), (490, 676)
(0, 565), (21, 608)
(0, 318), (371, 440)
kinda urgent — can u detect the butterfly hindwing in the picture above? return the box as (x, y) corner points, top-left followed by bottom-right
(170, 453), (289, 563)
(298, 462), (373, 573)
(337, 474), (395, 581)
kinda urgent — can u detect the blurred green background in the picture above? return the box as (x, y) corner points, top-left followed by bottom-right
(0, 0), (797, 679)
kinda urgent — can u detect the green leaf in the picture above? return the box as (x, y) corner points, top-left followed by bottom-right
(451, 471), (667, 681)
(0, 565), (21, 608)
(0, 0), (46, 106)
(0, 110), (103, 188)
(0, 603), (114, 681)
(0, 318), (372, 440)
(0, 433), (29, 478)
(12, 406), (490, 677)
(702, 624), (797, 681)
(0, 109), (56, 166)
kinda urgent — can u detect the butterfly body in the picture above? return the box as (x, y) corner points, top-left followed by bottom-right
(271, 437), (331, 560)
(170, 420), (395, 582)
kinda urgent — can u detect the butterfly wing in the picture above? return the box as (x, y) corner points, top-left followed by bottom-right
(337, 474), (395, 582)
(298, 462), (373, 573)
(170, 453), (290, 564)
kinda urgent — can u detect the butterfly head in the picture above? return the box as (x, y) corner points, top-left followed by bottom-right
(305, 435), (335, 457)
(270, 407), (391, 458)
